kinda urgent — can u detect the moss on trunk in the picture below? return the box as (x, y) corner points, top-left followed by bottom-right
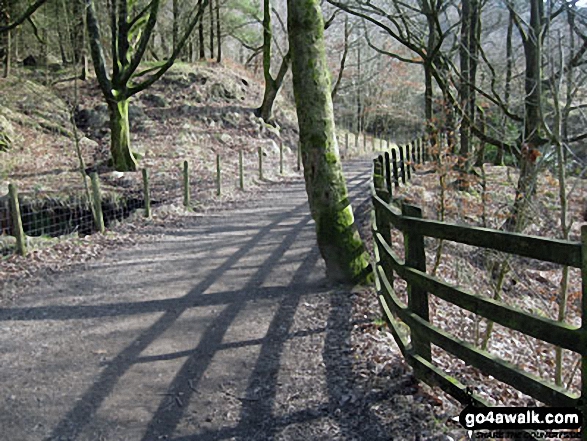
(288, 0), (370, 284)
(108, 98), (138, 172)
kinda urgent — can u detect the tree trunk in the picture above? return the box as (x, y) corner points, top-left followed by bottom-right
(256, 0), (290, 122)
(198, 20), (205, 59)
(108, 98), (138, 172)
(459, 0), (480, 164)
(172, 0), (179, 53)
(209, 0), (214, 59)
(2, 0), (10, 79)
(215, 0), (221, 63)
(497, 9), (514, 165)
(288, 0), (370, 284)
(506, 0), (544, 231)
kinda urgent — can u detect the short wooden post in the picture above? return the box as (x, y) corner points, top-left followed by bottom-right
(391, 149), (399, 188)
(258, 147), (264, 180)
(297, 145), (301, 171)
(373, 158), (384, 190)
(406, 144), (412, 181)
(239, 150), (244, 190)
(402, 203), (431, 362)
(8, 183), (26, 256)
(363, 133), (367, 153)
(580, 226), (587, 441)
(216, 154), (221, 196)
(384, 152), (392, 198)
(279, 141), (284, 175)
(183, 160), (190, 207)
(411, 141), (417, 167)
(142, 168), (151, 218)
(355, 132), (359, 152)
(345, 133), (349, 155)
(90, 172), (105, 233)
(398, 146), (406, 184)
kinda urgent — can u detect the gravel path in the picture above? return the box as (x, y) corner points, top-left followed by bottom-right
(0, 160), (456, 441)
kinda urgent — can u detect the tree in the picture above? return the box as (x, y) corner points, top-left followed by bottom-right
(287, 0), (370, 284)
(0, 0), (48, 33)
(85, 0), (208, 171)
(256, 0), (290, 122)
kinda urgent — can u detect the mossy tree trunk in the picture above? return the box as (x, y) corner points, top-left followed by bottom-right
(288, 0), (370, 284)
(107, 97), (137, 171)
(85, 0), (208, 171)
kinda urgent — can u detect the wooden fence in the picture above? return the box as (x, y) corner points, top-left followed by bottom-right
(1, 145), (291, 257)
(371, 147), (587, 437)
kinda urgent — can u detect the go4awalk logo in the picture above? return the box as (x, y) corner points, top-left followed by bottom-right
(459, 406), (583, 430)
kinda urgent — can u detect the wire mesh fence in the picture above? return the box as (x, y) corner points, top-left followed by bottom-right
(1, 128), (407, 258)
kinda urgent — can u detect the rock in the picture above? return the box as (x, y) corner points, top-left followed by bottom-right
(79, 137), (99, 151)
(46, 54), (62, 71)
(191, 90), (204, 103)
(109, 171), (125, 179)
(0, 115), (14, 152)
(220, 133), (232, 144)
(141, 93), (167, 107)
(129, 105), (149, 130)
(222, 112), (240, 128)
(188, 72), (208, 85)
(264, 121), (281, 137)
(23, 55), (37, 67)
(75, 105), (109, 137)
(266, 140), (280, 155)
(0, 181), (9, 197)
(209, 82), (239, 101)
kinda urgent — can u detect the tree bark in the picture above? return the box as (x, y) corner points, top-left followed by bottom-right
(288, 0), (370, 284)
(198, 20), (205, 59)
(459, 0), (480, 164)
(505, 0), (544, 231)
(215, 0), (221, 62)
(209, 0), (214, 59)
(256, 0), (290, 122)
(107, 98), (138, 172)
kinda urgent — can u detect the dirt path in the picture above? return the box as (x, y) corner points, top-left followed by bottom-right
(0, 160), (456, 441)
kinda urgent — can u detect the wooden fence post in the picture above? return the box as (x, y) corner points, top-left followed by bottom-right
(345, 133), (349, 155)
(216, 154), (221, 196)
(183, 160), (190, 207)
(355, 132), (359, 153)
(580, 225), (587, 440)
(384, 152), (392, 198)
(373, 158), (384, 190)
(258, 147), (264, 180)
(142, 168), (151, 218)
(90, 172), (105, 233)
(8, 183), (26, 256)
(411, 141), (417, 168)
(363, 133), (367, 153)
(406, 144), (412, 181)
(391, 149), (399, 188)
(239, 150), (245, 190)
(398, 146), (406, 184)
(402, 203), (431, 362)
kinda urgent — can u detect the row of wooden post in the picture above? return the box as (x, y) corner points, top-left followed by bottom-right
(373, 137), (427, 199)
(343, 131), (418, 157)
(6, 143), (297, 257)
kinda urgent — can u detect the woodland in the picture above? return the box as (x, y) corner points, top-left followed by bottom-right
(0, 0), (586, 438)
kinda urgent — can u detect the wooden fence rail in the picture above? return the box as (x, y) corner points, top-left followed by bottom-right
(371, 151), (587, 437)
